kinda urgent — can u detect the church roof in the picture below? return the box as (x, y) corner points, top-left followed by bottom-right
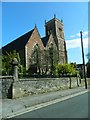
(41, 34), (59, 49)
(41, 36), (49, 47)
(2, 29), (34, 54)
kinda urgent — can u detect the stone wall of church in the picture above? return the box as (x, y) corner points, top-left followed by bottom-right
(25, 28), (44, 70)
(55, 19), (64, 38)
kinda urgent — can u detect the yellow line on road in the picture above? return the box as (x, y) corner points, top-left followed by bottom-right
(6, 90), (88, 119)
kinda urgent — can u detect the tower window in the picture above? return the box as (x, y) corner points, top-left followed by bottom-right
(59, 28), (63, 38)
(59, 28), (62, 31)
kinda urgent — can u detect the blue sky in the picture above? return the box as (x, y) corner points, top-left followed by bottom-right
(2, 2), (88, 64)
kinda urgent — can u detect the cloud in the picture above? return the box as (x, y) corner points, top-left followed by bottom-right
(67, 31), (88, 49)
(66, 37), (88, 49)
(70, 35), (75, 38)
(83, 31), (88, 37)
(70, 31), (88, 38)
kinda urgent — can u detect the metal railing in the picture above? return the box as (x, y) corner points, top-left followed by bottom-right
(0, 76), (14, 79)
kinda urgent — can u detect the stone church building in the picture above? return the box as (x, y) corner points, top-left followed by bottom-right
(2, 16), (68, 74)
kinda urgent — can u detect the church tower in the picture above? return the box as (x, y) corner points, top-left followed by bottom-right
(45, 15), (68, 64)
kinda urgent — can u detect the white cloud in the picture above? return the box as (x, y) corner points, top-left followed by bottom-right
(67, 31), (88, 49)
(76, 33), (80, 37)
(83, 31), (88, 37)
(70, 35), (75, 38)
(66, 37), (88, 49)
(70, 31), (88, 38)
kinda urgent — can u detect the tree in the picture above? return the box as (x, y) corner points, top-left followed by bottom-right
(0, 55), (2, 75)
(48, 43), (59, 75)
(2, 51), (17, 75)
(28, 44), (42, 75)
(87, 60), (90, 78)
(2, 50), (23, 77)
(54, 63), (77, 76)
(41, 49), (49, 75)
(49, 44), (53, 75)
(53, 63), (78, 89)
(86, 53), (90, 78)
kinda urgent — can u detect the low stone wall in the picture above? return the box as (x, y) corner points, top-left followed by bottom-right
(86, 78), (90, 85)
(13, 77), (80, 98)
(0, 76), (14, 99)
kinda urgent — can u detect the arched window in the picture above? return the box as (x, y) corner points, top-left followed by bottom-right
(31, 43), (41, 65)
(29, 43), (41, 74)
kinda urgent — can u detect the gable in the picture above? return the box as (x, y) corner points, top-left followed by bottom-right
(46, 34), (57, 50)
(26, 27), (44, 51)
(25, 27), (44, 70)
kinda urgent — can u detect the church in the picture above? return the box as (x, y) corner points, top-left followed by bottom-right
(2, 16), (68, 74)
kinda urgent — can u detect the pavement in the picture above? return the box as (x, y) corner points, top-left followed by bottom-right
(0, 86), (89, 119)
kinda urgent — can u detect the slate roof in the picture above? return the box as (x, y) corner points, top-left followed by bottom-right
(41, 34), (59, 49)
(41, 36), (49, 47)
(2, 29), (34, 54)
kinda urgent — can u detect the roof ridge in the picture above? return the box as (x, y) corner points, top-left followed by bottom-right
(2, 28), (34, 48)
(2, 28), (34, 53)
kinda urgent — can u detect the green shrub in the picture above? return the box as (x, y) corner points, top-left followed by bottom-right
(53, 63), (78, 76)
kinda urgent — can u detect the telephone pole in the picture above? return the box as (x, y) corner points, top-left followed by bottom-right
(80, 31), (87, 89)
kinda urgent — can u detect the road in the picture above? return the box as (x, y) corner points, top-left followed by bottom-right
(8, 92), (89, 119)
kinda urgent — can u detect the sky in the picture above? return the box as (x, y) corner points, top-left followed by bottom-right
(2, 2), (89, 64)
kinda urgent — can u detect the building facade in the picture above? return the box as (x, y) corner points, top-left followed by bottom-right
(2, 16), (68, 74)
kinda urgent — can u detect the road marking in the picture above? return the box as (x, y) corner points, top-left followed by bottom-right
(5, 90), (88, 119)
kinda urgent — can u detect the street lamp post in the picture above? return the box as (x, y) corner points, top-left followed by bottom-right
(80, 31), (87, 89)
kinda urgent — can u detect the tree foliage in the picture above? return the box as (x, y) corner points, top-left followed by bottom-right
(54, 63), (78, 76)
(87, 60), (90, 78)
(28, 44), (42, 75)
(2, 50), (24, 77)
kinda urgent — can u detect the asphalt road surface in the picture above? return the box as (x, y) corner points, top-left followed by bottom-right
(9, 91), (89, 119)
